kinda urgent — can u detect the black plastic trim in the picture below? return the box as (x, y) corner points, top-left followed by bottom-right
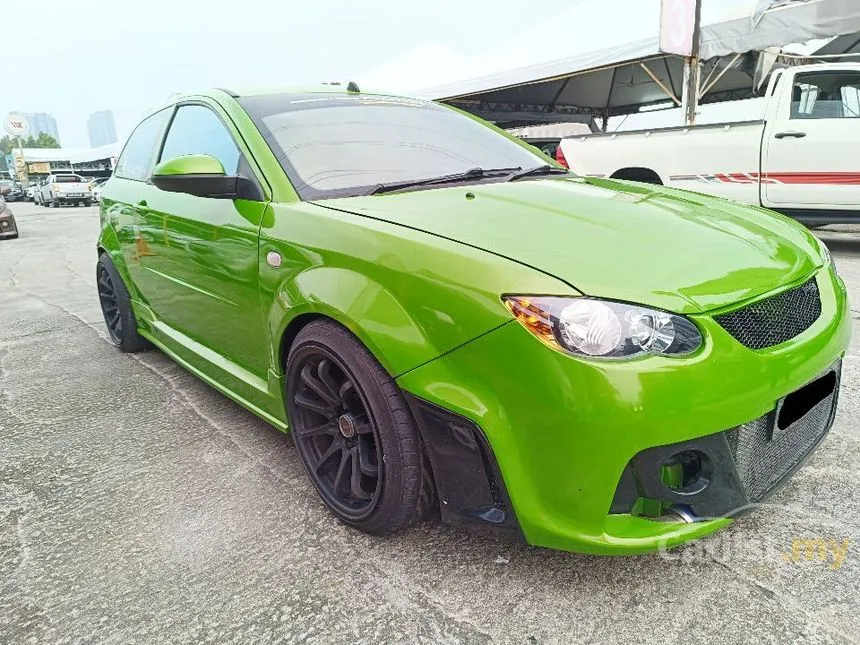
(773, 208), (860, 225)
(611, 361), (842, 519)
(150, 173), (262, 201)
(404, 393), (524, 541)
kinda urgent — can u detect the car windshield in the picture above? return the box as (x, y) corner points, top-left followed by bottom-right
(239, 93), (548, 200)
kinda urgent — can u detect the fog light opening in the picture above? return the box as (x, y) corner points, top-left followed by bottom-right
(661, 450), (712, 495)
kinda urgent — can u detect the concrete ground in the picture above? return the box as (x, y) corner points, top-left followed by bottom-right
(1, 201), (858, 645)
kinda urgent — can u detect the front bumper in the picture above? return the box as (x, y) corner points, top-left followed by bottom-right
(397, 267), (850, 554)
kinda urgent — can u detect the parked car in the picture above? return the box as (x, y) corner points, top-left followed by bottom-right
(0, 195), (19, 239)
(0, 180), (23, 201)
(37, 173), (93, 207)
(558, 63), (860, 226)
(89, 177), (110, 203)
(96, 85), (848, 555)
(25, 184), (36, 201)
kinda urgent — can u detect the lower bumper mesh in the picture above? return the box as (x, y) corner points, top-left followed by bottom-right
(611, 361), (842, 518)
(724, 363), (840, 502)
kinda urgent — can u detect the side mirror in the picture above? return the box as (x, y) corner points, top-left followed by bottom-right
(151, 154), (260, 200)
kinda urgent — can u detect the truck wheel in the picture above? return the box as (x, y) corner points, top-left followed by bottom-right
(83, 200), (92, 207)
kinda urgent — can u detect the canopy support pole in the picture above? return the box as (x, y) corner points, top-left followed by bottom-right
(698, 53), (743, 99)
(681, 0), (703, 125)
(640, 62), (681, 106)
(682, 57), (701, 124)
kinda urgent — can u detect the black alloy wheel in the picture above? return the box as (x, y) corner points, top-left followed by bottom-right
(286, 320), (434, 535)
(97, 263), (123, 344)
(96, 253), (150, 353)
(290, 348), (383, 520)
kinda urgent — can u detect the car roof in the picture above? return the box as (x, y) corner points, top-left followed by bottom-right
(134, 84), (428, 125)
(184, 83), (417, 103)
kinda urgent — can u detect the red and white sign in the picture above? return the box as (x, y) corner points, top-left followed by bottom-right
(4, 113), (30, 138)
(660, 0), (698, 57)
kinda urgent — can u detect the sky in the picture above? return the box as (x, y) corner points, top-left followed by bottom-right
(3, 0), (786, 148)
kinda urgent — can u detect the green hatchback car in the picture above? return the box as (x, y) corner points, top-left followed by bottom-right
(97, 85), (850, 554)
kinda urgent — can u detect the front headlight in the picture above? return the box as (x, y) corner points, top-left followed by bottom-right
(818, 239), (836, 272)
(503, 296), (703, 360)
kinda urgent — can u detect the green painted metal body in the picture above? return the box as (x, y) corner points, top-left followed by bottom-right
(153, 153), (226, 176)
(98, 88), (851, 554)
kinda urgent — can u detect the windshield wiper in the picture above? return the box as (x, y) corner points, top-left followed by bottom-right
(368, 166), (522, 195)
(506, 165), (570, 182)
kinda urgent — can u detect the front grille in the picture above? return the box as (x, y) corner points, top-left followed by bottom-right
(715, 277), (822, 350)
(725, 364), (839, 502)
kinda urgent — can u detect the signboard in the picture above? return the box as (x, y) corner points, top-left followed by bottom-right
(4, 113), (30, 138)
(28, 162), (51, 174)
(660, 0), (699, 57)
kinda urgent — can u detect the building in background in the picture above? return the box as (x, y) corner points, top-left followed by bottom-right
(87, 110), (118, 148)
(15, 112), (60, 143)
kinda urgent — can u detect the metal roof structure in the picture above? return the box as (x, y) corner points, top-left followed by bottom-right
(15, 143), (121, 164)
(416, 0), (860, 129)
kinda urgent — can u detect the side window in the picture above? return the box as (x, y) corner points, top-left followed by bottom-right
(159, 105), (241, 174)
(114, 108), (171, 181)
(791, 72), (860, 120)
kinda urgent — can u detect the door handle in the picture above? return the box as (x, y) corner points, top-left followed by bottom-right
(774, 131), (807, 139)
(137, 199), (150, 214)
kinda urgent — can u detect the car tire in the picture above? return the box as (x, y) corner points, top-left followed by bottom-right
(83, 200), (92, 207)
(96, 253), (150, 353)
(286, 319), (435, 536)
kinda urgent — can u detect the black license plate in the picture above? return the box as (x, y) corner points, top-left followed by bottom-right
(777, 370), (837, 431)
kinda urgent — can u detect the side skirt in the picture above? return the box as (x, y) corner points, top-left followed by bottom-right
(133, 302), (288, 432)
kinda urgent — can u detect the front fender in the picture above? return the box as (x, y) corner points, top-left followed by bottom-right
(260, 203), (577, 377)
(267, 266), (447, 377)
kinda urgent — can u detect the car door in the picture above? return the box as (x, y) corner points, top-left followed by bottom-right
(762, 69), (860, 209)
(138, 102), (270, 377)
(104, 107), (173, 289)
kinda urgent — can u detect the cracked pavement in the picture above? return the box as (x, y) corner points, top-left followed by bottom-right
(1, 203), (859, 645)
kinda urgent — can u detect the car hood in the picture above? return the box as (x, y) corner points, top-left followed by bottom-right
(314, 177), (822, 314)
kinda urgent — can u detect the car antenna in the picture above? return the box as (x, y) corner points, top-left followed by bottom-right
(321, 81), (360, 93)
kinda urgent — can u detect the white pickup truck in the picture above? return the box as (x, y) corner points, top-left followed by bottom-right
(35, 174), (93, 208)
(558, 63), (860, 225)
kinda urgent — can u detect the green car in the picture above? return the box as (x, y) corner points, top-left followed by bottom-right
(96, 85), (850, 554)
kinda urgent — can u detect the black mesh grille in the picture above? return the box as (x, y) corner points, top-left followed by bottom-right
(725, 365), (838, 502)
(715, 277), (822, 350)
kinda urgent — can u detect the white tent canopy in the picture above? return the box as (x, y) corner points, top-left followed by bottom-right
(17, 143), (120, 164)
(415, 0), (860, 128)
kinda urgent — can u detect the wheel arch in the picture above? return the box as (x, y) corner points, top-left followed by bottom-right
(96, 224), (138, 298)
(268, 264), (502, 380)
(277, 312), (325, 371)
(609, 167), (664, 185)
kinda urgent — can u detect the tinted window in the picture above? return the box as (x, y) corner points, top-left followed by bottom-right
(54, 175), (85, 183)
(115, 108), (170, 181)
(791, 71), (860, 119)
(159, 105), (240, 174)
(239, 93), (546, 200)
